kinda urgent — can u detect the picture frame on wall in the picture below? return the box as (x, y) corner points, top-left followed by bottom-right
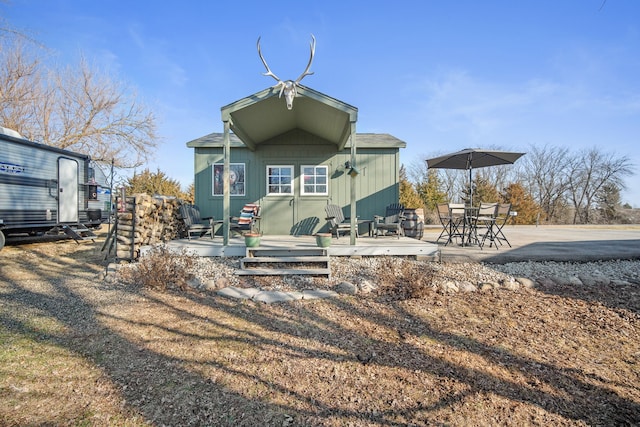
(213, 163), (245, 196)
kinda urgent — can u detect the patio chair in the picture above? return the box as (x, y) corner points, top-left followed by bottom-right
(179, 204), (215, 240)
(447, 203), (467, 245)
(436, 203), (454, 244)
(473, 202), (498, 249)
(492, 203), (513, 248)
(230, 203), (261, 235)
(436, 203), (463, 245)
(325, 204), (352, 238)
(374, 203), (405, 239)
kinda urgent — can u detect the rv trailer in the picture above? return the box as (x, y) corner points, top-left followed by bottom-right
(0, 127), (111, 250)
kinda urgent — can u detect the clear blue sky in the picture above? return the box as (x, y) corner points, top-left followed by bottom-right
(4, 0), (640, 206)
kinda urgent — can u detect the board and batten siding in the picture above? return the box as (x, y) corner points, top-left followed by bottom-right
(193, 139), (401, 235)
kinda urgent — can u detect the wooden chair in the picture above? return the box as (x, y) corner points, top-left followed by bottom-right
(374, 203), (405, 239)
(324, 204), (352, 238)
(230, 203), (261, 235)
(179, 204), (214, 240)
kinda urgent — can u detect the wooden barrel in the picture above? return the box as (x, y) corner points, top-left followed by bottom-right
(403, 208), (423, 238)
(404, 224), (424, 238)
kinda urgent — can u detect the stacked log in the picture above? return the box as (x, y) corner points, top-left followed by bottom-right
(116, 193), (183, 260)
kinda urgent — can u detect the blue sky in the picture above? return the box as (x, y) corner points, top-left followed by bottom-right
(3, 0), (640, 206)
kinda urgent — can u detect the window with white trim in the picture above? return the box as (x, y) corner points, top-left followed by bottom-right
(266, 165), (293, 195)
(301, 165), (328, 195)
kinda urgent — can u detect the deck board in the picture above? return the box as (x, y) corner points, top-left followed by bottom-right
(161, 235), (439, 259)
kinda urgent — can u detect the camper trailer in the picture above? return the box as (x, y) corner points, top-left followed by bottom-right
(0, 127), (111, 250)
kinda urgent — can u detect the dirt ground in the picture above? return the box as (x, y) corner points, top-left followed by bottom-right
(1, 230), (639, 426)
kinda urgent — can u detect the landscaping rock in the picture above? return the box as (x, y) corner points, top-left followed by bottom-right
(479, 282), (495, 292)
(335, 281), (358, 295)
(577, 274), (597, 286)
(302, 289), (339, 300)
(441, 281), (459, 293)
(217, 286), (261, 300)
(611, 279), (632, 286)
(502, 279), (520, 291)
(358, 280), (377, 294)
(253, 291), (303, 303)
(516, 277), (536, 289)
(458, 281), (477, 293)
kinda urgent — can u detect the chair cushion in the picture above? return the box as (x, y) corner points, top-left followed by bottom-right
(237, 212), (253, 225)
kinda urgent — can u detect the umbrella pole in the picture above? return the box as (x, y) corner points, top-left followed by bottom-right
(469, 168), (473, 206)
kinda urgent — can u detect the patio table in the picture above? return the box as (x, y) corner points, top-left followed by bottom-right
(358, 219), (375, 237)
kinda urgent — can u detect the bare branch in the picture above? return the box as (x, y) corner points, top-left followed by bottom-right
(1, 34), (157, 168)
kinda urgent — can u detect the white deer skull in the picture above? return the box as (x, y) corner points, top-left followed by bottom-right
(257, 35), (316, 110)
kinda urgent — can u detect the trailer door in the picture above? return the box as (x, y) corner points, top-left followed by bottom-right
(58, 157), (79, 223)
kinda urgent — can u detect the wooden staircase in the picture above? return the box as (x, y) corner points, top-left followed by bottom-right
(236, 247), (331, 278)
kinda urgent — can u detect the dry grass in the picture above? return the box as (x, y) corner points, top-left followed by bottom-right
(118, 245), (198, 291)
(0, 230), (639, 426)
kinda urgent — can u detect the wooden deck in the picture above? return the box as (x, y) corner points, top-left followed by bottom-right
(163, 234), (440, 259)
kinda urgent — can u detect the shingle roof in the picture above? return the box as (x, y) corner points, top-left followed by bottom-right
(186, 132), (406, 149)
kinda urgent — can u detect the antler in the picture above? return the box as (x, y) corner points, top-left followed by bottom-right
(256, 34), (316, 109)
(257, 36), (282, 83)
(294, 34), (316, 84)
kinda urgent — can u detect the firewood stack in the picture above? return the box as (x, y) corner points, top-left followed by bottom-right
(115, 193), (184, 260)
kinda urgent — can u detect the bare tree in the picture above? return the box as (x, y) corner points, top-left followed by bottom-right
(1, 29), (157, 168)
(522, 144), (570, 222)
(0, 36), (42, 130)
(566, 147), (634, 224)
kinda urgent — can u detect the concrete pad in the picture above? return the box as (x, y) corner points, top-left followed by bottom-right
(217, 286), (261, 300)
(253, 291), (303, 303)
(422, 225), (640, 263)
(302, 289), (339, 300)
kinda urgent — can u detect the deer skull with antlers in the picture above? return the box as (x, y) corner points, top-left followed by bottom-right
(257, 35), (316, 110)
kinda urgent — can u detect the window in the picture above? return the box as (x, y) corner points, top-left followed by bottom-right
(212, 163), (245, 196)
(267, 165), (293, 195)
(301, 165), (328, 195)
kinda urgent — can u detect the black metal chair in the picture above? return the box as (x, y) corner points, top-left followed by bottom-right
(474, 202), (499, 249)
(436, 203), (454, 244)
(447, 203), (467, 245)
(492, 203), (513, 248)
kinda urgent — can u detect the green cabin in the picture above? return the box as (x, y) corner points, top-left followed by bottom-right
(186, 84), (406, 244)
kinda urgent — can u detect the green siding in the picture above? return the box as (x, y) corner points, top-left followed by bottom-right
(193, 133), (400, 235)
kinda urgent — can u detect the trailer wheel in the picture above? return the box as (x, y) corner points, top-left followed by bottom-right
(0, 230), (5, 251)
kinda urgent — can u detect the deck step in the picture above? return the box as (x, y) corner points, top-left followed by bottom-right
(236, 268), (331, 276)
(246, 247), (327, 257)
(238, 248), (331, 277)
(240, 255), (329, 267)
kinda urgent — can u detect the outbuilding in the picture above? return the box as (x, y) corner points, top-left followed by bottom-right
(186, 84), (405, 245)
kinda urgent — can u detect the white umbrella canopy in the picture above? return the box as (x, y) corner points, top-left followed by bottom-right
(426, 148), (525, 205)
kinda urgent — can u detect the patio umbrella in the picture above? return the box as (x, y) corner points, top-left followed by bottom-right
(426, 148), (525, 206)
